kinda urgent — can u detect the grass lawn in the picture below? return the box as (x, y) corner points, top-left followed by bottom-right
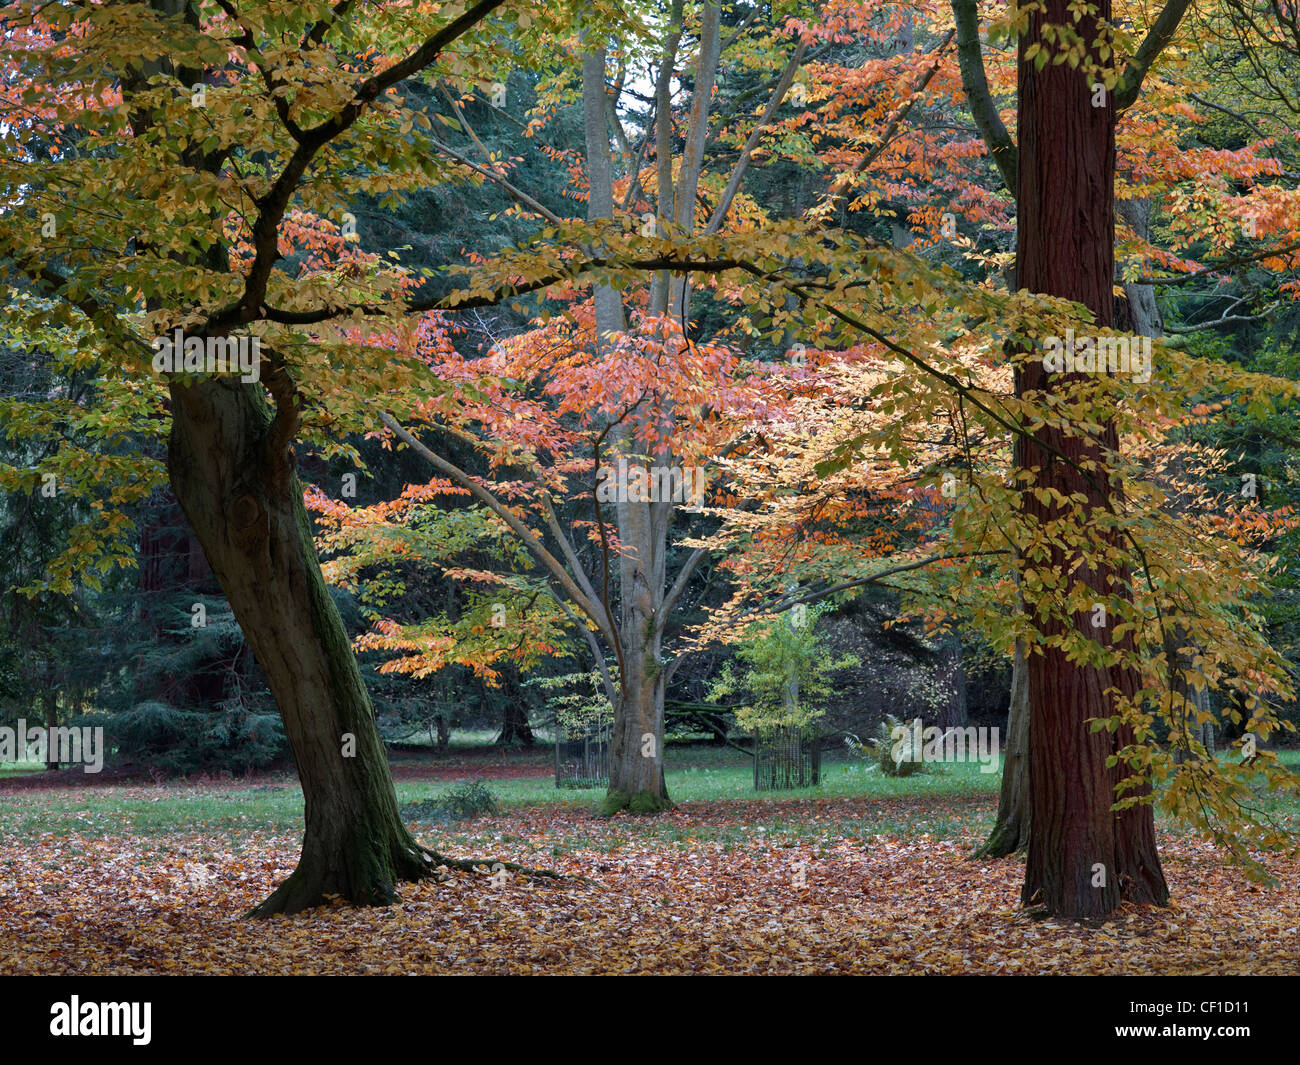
(0, 748), (1010, 842)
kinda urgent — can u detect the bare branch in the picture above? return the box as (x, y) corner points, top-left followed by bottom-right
(705, 38), (807, 234)
(428, 137), (567, 225)
(1165, 300), (1279, 333)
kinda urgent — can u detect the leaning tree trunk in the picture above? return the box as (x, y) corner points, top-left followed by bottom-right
(496, 703), (534, 747)
(1014, 0), (1168, 919)
(118, 0), (432, 917)
(976, 640), (1031, 857)
(168, 377), (432, 915)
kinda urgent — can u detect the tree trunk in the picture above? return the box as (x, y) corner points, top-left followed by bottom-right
(433, 714), (451, 752)
(1015, 0), (1169, 919)
(936, 634), (968, 730)
(1165, 626), (1215, 763)
(42, 687), (59, 771)
(168, 377), (432, 915)
(482, 673), (534, 748)
(123, 0), (432, 916)
(585, 11), (721, 815)
(583, 46), (671, 814)
(604, 560), (670, 813)
(977, 640), (1031, 857)
(1116, 198), (1163, 339)
(496, 694), (534, 748)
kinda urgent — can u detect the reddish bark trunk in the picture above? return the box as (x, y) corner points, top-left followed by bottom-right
(1014, 0), (1168, 919)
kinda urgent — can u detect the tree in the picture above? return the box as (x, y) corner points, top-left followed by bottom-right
(367, 2), (835, 814)
(371, 309), (769, 814)
(950, 0), (1300, 909)
(0, 0), (579, 913)
(1013, 0), (1173, 906)
(4, 0), (1295, 926)
(706, 602), (859, 740)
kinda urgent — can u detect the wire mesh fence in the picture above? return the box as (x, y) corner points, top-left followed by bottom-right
(753, 726), (821, 790)
(555, 721), (611, 788)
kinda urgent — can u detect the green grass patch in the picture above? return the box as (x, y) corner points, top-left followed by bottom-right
(2, 748), (1295, 856)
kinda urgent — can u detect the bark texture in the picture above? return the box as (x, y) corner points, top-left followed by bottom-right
(1015, 0), (1169, 919)
(168, 377), (432, 915)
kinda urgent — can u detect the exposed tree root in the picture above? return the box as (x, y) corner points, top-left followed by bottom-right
(417, 845), (585, 885)
(248, 846), (583, 917)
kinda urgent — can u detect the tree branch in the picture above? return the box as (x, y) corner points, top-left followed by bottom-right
(705, 38), (807, 234)
(428, 137), (567, 225)
(209, 0), (508, 333)
(950, 0), (1016, 189)
(1141, 243), (1300, 285)
(720, 550), (1009, 630)
(376, 410), (619, 653)
(823, 29), (957, 212)
(1114, 0), (1195, 112)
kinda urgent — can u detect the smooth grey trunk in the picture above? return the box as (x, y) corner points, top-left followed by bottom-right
(583, 46), (670, 811)
(1171, 682), (1215, 761)
(613, 5), (719, 811)
(582, 48), (627, 343)
(1117, 198), (1163, 338)
(576, 12), (728, 813)
(662, 0), (721, 323)
(648, 0), (686, 317)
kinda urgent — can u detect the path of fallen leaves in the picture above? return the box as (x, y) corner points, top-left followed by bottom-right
(2, 797), (1297, 974)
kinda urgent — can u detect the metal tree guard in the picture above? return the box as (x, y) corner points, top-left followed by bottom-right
(753, 726), (821, 790)
(555, 719), (611, 788)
